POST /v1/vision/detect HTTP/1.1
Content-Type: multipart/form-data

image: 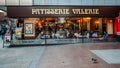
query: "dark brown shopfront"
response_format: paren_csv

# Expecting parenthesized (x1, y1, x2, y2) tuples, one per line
(7, 6, 120, 45)
(7, 6, 119, 17)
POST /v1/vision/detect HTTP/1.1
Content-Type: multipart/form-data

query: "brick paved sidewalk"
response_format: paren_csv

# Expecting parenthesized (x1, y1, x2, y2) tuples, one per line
(37, 43, 120, 68)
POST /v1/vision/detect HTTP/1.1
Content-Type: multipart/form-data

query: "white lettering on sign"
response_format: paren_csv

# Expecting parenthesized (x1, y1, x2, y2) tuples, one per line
(32, 8, 99, 15)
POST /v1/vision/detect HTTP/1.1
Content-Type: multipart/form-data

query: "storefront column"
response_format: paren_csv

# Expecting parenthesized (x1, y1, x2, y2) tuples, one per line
(114, 18, 120, 41)
(114, 18, 120, 34)
(87, 20, 90, 31)
(113, 11, 120, 42)
(98, 18, 102, 33)
(114, 11, 120, 35)
(107, 20, 113, 34)
(0, 12, 4, 20)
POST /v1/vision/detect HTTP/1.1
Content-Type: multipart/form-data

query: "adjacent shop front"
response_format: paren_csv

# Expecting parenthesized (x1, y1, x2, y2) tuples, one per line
(7, 6, 120, 45)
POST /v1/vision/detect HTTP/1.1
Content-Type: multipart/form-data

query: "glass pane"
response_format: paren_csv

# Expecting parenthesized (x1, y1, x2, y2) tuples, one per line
(0, 0, 5, 5)
(33, 0, 40, 5)
(6, 0, 19, 5)
(20, 0, 33, 5)
(11, 17, 115, 44)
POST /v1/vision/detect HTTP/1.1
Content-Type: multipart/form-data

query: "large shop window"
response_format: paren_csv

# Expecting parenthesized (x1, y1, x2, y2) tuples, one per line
(16, 17, 113, 40)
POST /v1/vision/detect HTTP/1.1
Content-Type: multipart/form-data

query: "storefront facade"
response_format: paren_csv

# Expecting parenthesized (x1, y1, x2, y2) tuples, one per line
(6, 6, 120, 45)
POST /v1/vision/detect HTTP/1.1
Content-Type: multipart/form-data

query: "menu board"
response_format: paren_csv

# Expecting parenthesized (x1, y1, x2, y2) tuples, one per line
(4, 35, 11, 46)
(15, 27, 22, 38)
(24, 20, 35, 38)
(25, 23, 33, 34)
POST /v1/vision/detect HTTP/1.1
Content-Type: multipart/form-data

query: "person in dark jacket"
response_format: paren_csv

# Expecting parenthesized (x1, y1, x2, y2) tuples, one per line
(103, 31, 109, 40)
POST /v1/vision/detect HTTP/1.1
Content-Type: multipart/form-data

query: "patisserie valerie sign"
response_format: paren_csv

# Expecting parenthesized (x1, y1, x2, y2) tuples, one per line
(32, 8, 99, 15)
(7, 6, 120, 17)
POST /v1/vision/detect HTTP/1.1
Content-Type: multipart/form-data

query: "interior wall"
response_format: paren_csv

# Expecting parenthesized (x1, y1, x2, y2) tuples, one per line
(107, 21, 113, 34)
(99, 18, 103, 34)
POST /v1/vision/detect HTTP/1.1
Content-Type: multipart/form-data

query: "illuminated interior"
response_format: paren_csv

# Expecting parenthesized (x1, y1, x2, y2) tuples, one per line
(16, 17, 114, 39)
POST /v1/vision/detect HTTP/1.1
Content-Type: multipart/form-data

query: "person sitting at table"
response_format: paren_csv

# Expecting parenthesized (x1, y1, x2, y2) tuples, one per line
(55, 31, 60, 39)
(73, 32, 79, 39)
(51, 31, 55, 39)
(86, 32, 90, 38)
(92, 32, 98, 38)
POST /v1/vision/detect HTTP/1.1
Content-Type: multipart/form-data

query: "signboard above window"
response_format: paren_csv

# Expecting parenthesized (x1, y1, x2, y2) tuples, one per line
(7, 6, 120, 17)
